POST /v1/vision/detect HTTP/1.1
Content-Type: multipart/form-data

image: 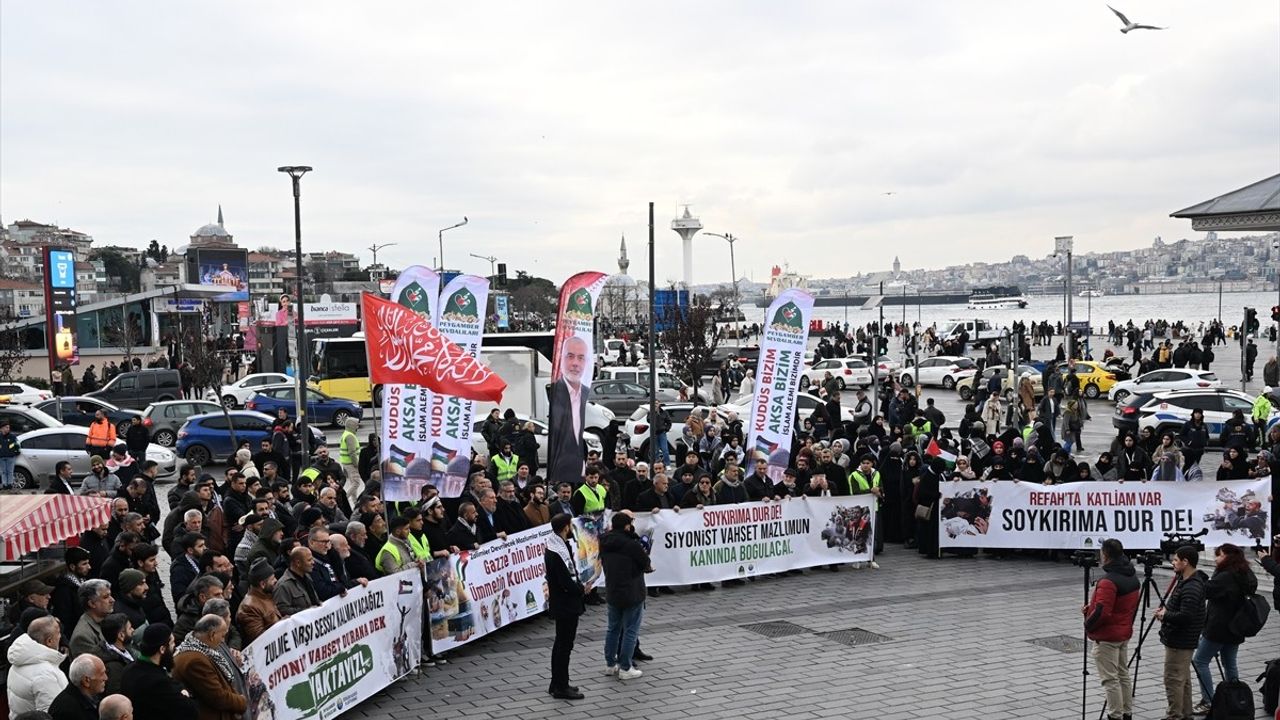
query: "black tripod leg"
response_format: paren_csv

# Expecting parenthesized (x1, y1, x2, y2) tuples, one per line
(1082, 565, 1091, 720)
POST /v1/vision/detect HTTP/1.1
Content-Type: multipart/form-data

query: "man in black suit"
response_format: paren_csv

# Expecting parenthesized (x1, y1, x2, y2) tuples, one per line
(548, 336, 590, 487)
(544, 513, 586, 700)
(47, 460, 75, 494)
(474, 489, 506, 544)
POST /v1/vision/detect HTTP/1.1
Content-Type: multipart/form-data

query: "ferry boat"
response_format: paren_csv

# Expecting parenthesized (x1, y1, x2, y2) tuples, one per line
(1078, 289, 1103, 298)
(967, 285, 1028, 310)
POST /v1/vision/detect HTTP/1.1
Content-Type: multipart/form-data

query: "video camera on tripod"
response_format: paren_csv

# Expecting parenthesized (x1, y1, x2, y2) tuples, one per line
(1159, 528, 1207, 556)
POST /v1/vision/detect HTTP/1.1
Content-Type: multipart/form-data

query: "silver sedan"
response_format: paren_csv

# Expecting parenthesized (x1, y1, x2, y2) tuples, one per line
(12, 426, 177, 491)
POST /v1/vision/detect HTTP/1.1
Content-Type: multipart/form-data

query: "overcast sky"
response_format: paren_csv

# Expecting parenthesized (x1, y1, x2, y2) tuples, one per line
(2, 1, 1277, 287)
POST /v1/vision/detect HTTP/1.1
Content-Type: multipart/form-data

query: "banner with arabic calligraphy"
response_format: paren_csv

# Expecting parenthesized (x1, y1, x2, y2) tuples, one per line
(425, 274, 489, 497)
(547, 272, 608, 486)
(745, 288, 814, 482)
(379, 266, 440, 503)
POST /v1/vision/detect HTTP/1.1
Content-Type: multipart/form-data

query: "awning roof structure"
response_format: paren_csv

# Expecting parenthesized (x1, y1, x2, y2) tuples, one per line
(1171, 173, 1280, 232)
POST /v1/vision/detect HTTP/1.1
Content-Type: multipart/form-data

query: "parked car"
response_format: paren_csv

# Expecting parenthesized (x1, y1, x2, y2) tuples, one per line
(35, 397, 143, 436)
(1111, 391, 1164, 435)
(0, 382, 53, 406)
(140, 400, 224, 447)
(718, 391, 856, 426)
(898, 356, 977, 389)
(12, 426, 177, 490)
(955, 365, 1040, 401)
(872, 355, 901, 380)
(1135, 388, 1258, 442)
(0, 404, 62, 435)
(176, 410, 326, 466)
(1060, 360, 1126, 399)
(800, 359, 873, 391)
(245, 385, 364, 428)
(469, 414, 602, 466)
(86, 369, 183, 410)
(589, 380, 679, 416)
(213, 372, 294, 409)
(596, 366, 693, 399)
(1107, 369, 1221, 402)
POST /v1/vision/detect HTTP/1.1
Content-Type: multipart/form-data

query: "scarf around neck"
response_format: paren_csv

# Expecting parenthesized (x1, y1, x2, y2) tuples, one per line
(548, 533, 579, 584)
(177, 634, 236, 685)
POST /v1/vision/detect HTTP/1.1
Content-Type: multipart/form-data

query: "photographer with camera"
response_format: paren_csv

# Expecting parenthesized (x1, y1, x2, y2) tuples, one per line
(1154, 545, 1207, 720)
(1082, 538, 1139, 720)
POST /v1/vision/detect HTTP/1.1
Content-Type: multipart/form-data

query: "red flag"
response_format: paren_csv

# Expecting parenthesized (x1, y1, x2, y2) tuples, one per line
(360, 292, 506, 402)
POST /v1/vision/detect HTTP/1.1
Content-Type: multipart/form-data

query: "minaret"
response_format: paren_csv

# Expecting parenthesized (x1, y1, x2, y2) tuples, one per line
(217, 204, 224, 227)
(671, 205, 702, 288)
(618, 234, 630, 275)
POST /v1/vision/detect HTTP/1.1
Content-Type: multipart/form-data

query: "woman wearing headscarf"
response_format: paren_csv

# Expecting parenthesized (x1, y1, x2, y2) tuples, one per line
(1094, 451, 1117, 481)
(1215, 447, 1249, 481)
(901, 450, 922, 548)
(878, 443, 905, 544)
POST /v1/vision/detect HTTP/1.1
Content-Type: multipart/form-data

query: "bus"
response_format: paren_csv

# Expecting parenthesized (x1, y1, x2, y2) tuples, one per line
(311, 331, 555, 405)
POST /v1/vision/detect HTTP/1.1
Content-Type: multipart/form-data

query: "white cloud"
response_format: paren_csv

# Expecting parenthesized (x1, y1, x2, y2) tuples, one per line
(1, 1, 1276, 286)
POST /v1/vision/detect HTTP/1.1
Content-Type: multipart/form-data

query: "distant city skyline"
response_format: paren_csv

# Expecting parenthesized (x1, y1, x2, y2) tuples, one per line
(2, 2, 1276, 285)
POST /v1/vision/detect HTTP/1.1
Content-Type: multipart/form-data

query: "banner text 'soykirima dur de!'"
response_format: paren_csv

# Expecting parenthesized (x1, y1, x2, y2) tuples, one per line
(745, 288, 814, 482)
(938, 478, 1271, 550)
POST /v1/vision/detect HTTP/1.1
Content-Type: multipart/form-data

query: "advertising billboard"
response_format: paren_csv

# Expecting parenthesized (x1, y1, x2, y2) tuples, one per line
(44, 247, 79, 370)
(494, 294, 510, 329)
(187, 248, 249, 301)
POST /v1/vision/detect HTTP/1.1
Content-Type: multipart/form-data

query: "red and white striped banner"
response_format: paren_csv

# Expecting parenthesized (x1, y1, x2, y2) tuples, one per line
(0, 495, 113, 561)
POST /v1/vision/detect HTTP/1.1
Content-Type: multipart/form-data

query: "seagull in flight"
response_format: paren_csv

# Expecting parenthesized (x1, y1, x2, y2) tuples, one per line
(1107, 5, 1165, 33)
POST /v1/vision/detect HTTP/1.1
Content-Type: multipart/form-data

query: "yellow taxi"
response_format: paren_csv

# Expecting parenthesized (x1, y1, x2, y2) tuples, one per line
(1061, 360, 1122, 399)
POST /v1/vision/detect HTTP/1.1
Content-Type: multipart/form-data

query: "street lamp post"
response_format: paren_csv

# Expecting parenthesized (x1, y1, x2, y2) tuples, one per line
(437, 217, 469, 272)
(368, 242, 397, 268)
(278, 165, 313, 459)
(1055, 235, 1074, 357)
(704, 232, 740, 337)
(469, 253, 498, 278)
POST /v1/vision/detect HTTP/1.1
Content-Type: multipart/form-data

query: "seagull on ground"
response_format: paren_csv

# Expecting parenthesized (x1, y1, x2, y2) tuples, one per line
(1107, 5, 1165, 33)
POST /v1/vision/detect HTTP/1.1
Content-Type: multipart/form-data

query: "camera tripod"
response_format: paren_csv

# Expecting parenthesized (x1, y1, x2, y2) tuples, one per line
(1095, 558, 1174, 720)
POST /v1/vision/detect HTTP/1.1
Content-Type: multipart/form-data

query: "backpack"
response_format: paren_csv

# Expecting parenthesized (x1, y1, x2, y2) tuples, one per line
(1228, 593, 1270, 638)
(1211, 679, 1254, 719)
(1258, 657, 1280, 716)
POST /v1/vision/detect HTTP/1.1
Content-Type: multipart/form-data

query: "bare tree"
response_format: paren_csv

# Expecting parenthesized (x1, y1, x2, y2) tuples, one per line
(100, 307, 144, 367)
(658, 294, 721, 393)
(0, 309, 28, 383)
(181, 306, 237, 451)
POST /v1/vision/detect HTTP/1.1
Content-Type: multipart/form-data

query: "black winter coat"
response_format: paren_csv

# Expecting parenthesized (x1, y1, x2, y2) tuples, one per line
(600, 530, 649, 609)
(1158, 570, 1207, 650)
(544, 536, 585, 620)
(120, 657, 198, 720)
(1202, 566, 1258, 644)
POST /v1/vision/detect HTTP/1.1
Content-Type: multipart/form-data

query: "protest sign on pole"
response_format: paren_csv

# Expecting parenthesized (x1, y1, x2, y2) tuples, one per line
(425, 274, 490, 497)
(547, 271, 608, 486)
(745, 288, 815, 482)
(632, 495, 875, 585)
(242, 572, 423, 720)
(938, 479, 1271, 550)
(380, 266, 440, 502)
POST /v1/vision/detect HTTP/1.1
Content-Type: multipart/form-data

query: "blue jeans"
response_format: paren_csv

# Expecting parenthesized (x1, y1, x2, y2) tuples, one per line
(603, 602, 644, 671)
(1191, 635, 1239, 703)
(655, 433, 669, 464)
(0, 456, 14, 488)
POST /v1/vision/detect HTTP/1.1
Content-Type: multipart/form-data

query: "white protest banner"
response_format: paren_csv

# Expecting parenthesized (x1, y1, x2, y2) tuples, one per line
(632, 495, 876, 585)
(746, 288, 815, 482)
(423, 517, 606, 652)
(425, 524, 554, 653)
(938, 479, 1272, 550)
(426, 275, 490, 497)
(380, 266, 441, 502)
(242, 572, 423, 720)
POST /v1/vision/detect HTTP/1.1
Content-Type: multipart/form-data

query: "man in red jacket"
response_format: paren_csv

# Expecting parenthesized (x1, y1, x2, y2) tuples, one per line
(1081, 539, 1139, 720)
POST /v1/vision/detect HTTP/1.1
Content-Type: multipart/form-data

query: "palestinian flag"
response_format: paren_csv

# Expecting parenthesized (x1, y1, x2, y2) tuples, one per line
(925, 438, 957, 468)
(387, 444, 416, 474)
(753, 436, 779, 460)
(430, 442, 457, 472)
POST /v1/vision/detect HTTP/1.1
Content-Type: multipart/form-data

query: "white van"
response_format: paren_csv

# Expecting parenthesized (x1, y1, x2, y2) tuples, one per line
(940, 319, 1003, 347)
